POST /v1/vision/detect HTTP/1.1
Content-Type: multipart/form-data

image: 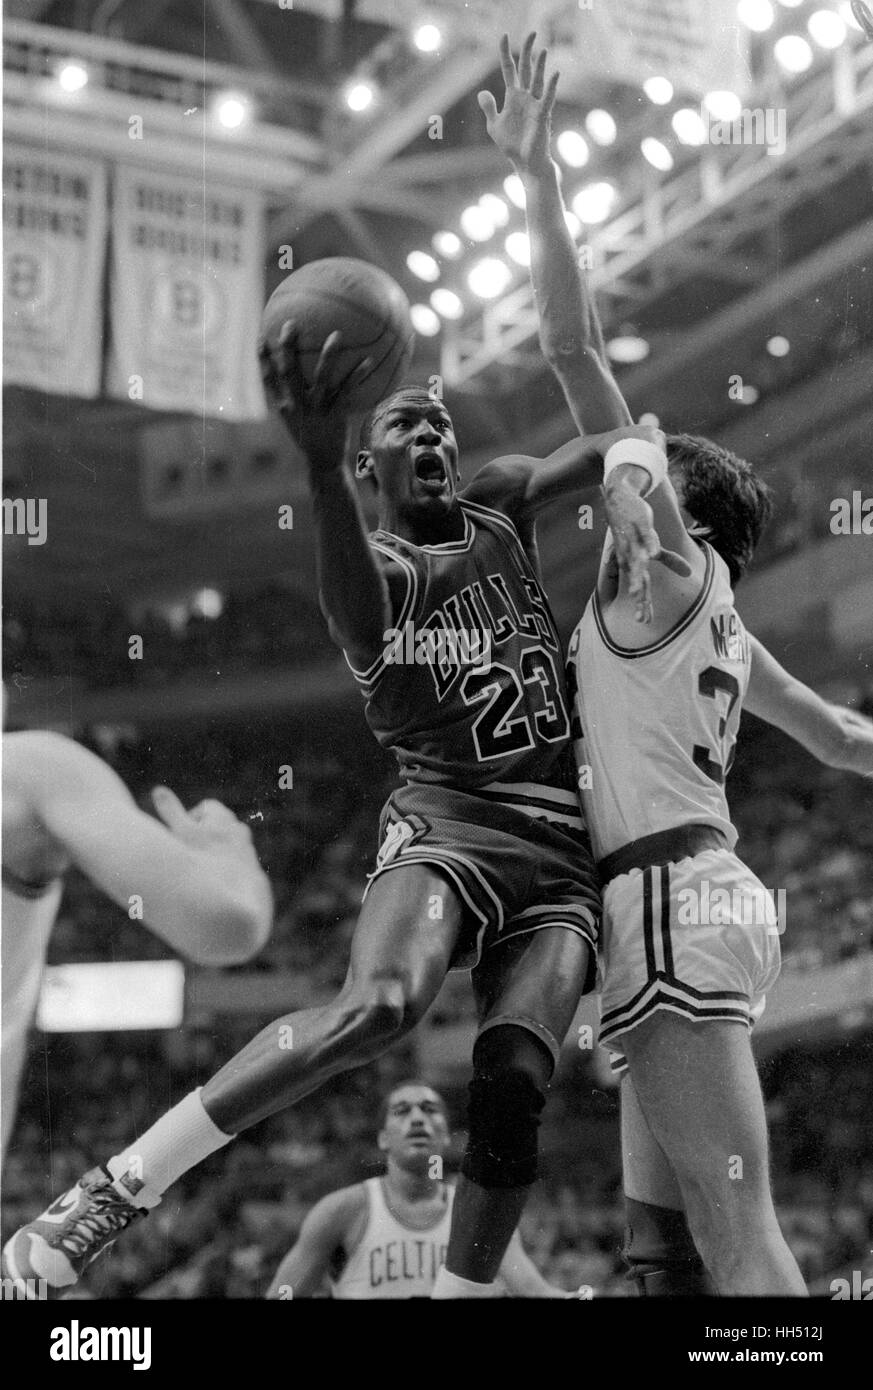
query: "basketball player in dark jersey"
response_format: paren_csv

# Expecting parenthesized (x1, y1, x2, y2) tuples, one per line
(4, 304, 690, 1299)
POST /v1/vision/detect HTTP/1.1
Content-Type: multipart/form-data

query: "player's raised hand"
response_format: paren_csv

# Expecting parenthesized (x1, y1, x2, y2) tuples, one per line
(477, 32, 559, 176)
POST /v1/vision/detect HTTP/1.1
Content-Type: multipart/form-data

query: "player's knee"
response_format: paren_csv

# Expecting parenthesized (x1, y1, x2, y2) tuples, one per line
(461, 1025, 552, 1190)
(339, 978, 415, 1053)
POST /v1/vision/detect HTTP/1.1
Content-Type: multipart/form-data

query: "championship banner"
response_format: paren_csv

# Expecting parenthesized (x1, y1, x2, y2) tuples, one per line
(107, 165, 266, 420)
(2, 146, 107, 398)
(551, 0, 752, 105)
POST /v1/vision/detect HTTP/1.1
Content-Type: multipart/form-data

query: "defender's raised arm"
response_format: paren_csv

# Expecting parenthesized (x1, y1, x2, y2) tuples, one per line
(479, 33, 631, 434)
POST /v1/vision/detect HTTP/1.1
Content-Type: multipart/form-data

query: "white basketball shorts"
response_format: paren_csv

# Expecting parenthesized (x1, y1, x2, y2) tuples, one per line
(598, 848, 782, 1074)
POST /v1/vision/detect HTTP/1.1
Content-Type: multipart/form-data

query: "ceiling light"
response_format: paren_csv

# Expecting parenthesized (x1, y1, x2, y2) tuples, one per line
(672, 108, 708, 144)
(585, 109, 617, 145)
(703, 90, 742, 120)
(643, 76, 674, 105)
(413, 23, 442, 53)
(503, 173, 526, 208)
(460, 204, 495, 241)
(479, 193, 509, 227)
(407, 250, 440, 282)
(505, 232, 531, 266)
(606, 332, 650, 364)
(737, 0, 776, 32)
(641, 137, 674, 171)
(430, 288, 463, 319)
(410, 303, 441, 335)
(345, 81, 375, 112)
(467, 258, 513, 299)
(774, 35, 814, 71)
(432, 230, 462, 259)
(571, 181, 617, 225)
(556, 130, 590, 167)
(57, 62, 88, 92)
(808, 10, 847, 47)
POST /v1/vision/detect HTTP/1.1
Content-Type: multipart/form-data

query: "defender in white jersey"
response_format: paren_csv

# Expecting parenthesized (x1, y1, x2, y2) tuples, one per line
(571, 538, 780, 1047)
(266, 1081, 573, 1298)
(1, 730, 272, 1166)
(566, 433, 873, 1297)
(480, 28, 873, 1299)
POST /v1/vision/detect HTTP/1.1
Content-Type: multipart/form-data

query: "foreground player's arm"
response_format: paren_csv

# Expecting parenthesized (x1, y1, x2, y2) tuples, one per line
(259, 327, 391, 665)
(497, 1229, 575, 1298)
(10, 732, 272, 965)
(745, 636, 873, 776)
(265, 1188, 362, 1298)
(478, 34, 631, 434)
(464, 426, 689, 585)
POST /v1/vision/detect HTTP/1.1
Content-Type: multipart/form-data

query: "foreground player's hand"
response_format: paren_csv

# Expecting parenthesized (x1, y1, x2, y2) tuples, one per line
(258, 322, 373, 474)
(478, 32, 558, 176)
(152, 786, 258, 860)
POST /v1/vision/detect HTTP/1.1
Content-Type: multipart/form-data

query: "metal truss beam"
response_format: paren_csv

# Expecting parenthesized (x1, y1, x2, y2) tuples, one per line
(443, 41, 873, 389)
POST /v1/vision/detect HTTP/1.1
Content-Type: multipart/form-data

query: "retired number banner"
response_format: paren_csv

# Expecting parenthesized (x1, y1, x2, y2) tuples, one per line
(107, 165, 266, 420)
(2, 146, 107, 398)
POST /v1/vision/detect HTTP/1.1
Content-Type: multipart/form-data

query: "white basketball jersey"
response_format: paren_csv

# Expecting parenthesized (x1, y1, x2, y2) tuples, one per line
(330, 1177, 453, 1299)
(569, 543, 750, 862)
(1, 869, 63, 1162)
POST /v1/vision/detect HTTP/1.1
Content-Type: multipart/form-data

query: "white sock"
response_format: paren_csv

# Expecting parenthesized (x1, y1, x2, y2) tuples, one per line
(107, 1089, 234, 1201)
(431, 1266, 499, 1299)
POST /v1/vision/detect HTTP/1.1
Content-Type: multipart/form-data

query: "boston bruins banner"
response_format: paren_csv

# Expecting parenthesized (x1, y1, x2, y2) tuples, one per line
(3, 145, 107, 398)
(107, 164, 266, 420)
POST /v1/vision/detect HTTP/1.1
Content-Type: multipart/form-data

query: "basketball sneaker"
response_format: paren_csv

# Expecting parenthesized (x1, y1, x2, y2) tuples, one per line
(2, 1165, 160, 1291)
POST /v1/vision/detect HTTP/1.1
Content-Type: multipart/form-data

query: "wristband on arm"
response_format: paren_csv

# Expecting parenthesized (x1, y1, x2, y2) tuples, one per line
(603, 438, 668, 498)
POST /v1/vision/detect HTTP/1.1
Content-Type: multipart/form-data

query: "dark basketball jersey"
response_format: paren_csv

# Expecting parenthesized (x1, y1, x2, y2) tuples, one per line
(344, 499, 573, 789)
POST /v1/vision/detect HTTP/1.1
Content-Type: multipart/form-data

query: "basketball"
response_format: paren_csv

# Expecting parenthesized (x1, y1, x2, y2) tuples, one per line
(260, 258, 416, 411)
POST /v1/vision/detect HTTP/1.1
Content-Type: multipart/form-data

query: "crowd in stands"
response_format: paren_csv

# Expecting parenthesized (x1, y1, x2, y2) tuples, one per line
(2, 582, 334, 690)
(2, 682, 871, 1296)
(3, 1028, 870, 1297)
(755, 457, 871, 567)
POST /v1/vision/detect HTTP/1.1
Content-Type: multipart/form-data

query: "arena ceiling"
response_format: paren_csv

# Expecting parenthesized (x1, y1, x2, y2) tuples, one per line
(4, 1, 873, 637)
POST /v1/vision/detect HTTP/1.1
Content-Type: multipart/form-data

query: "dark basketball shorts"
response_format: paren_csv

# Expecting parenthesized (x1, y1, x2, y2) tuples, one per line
(365, 778, 601, 978)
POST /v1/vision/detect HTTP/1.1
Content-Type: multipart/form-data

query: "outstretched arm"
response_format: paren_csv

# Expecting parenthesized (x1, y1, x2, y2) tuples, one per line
(8, 732, 273, 965)
(265, 1189, 361, 1298)
(259, 327, 391, 667)
(464, 426, 690, 587)
(745, 637, 873, 776)
(479, 33, 632, 433)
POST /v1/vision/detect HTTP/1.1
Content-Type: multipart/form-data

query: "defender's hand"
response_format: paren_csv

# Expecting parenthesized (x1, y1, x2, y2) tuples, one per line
(477, 33, 559, 177)
(603, 480, 691, 624)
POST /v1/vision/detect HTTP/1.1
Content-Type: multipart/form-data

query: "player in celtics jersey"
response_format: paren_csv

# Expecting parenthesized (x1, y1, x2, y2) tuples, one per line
(569, 435, 873, 1298)
(482, 32, 873, 1296)
(1, 728, 273, 1167)
(266, 1081, 575, 1299)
